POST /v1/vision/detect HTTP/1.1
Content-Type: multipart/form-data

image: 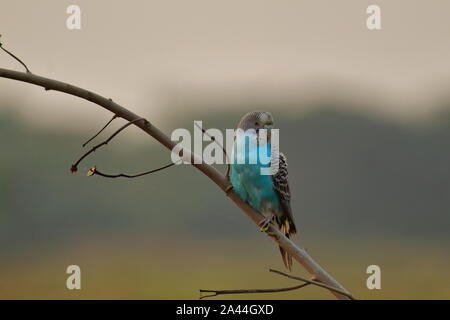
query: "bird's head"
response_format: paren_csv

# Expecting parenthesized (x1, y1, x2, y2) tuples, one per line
(237, 111, 274, 132)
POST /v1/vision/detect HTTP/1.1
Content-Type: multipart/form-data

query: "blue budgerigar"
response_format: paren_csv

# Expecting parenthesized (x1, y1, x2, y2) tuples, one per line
(230, 111, 297, 270)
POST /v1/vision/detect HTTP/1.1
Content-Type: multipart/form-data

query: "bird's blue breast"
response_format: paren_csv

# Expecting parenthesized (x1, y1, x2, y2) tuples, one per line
(230, 142, 281, 213)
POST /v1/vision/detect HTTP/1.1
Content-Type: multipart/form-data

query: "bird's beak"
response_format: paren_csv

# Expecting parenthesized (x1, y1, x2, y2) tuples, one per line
(263, 124, 273, 140)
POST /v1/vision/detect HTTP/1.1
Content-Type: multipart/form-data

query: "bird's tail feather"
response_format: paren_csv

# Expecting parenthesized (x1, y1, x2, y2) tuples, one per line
(278, 219, 296, 271)
(279, 245, 293, 271)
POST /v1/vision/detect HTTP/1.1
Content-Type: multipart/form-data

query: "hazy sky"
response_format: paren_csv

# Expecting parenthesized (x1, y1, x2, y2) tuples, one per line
(1, 0, 450, 131)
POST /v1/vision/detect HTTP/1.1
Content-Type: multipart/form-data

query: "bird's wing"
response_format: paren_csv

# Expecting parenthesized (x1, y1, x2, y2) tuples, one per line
(272, 152, 297, 270)
(272, 152, 297, 235)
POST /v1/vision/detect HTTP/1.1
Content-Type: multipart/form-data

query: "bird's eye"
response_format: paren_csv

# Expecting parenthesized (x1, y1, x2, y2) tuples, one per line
(254, 122, 259, 126)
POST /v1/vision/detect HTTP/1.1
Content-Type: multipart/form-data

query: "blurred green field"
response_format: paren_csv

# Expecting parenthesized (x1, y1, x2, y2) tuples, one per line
(1, 235, 449, 299)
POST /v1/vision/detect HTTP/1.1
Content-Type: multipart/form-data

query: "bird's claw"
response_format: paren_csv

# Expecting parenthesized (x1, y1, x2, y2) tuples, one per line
(258, 214, 275, 232)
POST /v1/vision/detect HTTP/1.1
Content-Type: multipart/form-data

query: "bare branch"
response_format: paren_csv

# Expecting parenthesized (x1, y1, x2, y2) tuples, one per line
(0, 35, 31, 73)
(194, 121, 231, 179)
(199, 268, 355, 300)
(74, 116, 178, 179)
(0, 66, 353, 300)
(82, 114, 118, 147)
(200, 283, 311, 299)
(269, 269, 356, 300)
(70, 118, 146, 174)
(86, 161, 179, 179)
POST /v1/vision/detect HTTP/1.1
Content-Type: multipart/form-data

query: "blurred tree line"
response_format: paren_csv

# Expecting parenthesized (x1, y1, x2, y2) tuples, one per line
(1, 101, 450, 255)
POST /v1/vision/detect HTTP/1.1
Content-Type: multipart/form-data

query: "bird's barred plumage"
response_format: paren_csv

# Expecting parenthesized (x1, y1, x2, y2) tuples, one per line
(271, 152, 296, 269)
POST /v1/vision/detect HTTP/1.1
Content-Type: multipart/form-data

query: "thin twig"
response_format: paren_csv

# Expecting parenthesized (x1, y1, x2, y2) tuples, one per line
(71, 118, 146, 173)
(82, 114, 118, 147)
(0, 35, 31, 73)
(200, 283, 310, 299)
(269, 269, 356, 300)
(200, 268, 355, 300)
(86, 160, 180, 178)
(194, 121, 231, 179)
(77, 116, 178, 179)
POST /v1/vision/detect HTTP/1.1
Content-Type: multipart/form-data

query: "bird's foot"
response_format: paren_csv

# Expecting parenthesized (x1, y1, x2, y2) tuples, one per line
(258, 213, 275, 232)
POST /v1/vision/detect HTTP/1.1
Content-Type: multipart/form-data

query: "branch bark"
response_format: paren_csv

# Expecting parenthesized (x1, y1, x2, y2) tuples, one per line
(0, 67, 353, 300)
